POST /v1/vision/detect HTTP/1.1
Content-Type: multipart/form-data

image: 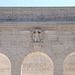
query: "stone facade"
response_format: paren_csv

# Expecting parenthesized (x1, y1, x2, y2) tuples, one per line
(0, 7, 75, 75)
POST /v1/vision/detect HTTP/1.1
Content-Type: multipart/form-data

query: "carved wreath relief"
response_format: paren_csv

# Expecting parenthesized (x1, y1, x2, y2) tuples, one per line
(31, 29, 44, 42)
(31, 29, 44, 50)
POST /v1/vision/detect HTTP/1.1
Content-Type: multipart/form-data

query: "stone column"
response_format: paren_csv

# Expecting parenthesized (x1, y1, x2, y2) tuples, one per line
(11, 61, 21, 75)
(10, 55, 22, 75)
(54, 59, 63, 75)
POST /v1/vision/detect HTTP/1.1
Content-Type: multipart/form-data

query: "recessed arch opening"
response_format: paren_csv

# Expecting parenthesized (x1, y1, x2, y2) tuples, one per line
(64, 52, 75, 75)
(0, 53, 11, 75)
(21, 52, 54, 75)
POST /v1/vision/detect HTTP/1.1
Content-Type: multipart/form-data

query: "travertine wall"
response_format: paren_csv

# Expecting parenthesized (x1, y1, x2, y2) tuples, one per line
(0, 7, 75, 75)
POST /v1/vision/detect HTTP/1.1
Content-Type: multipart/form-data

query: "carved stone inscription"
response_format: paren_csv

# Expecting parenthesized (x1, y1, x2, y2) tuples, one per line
(0, 54, 11, 75)
(22, 62, 51, 72)
(64, 54, 75, 75)
(22, 55, 53, 75)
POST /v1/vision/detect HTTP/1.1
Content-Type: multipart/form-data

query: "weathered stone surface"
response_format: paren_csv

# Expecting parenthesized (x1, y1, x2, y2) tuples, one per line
(0, 7, 75, 22)
(0, 7, 75, 75)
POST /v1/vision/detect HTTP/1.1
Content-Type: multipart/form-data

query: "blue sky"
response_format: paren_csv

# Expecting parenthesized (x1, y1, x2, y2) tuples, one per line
(0, 0, 75, 7)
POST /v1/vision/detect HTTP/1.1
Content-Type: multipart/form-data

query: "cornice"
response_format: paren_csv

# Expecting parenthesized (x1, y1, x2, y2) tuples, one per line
(0, 25, 75, 29)
(0, 9, 75, 11)
(0, 7, 75, 11)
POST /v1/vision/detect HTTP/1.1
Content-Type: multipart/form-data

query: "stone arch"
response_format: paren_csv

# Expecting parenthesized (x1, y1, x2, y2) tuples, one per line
(21, 52, 54, 75)
(64, 52, 75, 75)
